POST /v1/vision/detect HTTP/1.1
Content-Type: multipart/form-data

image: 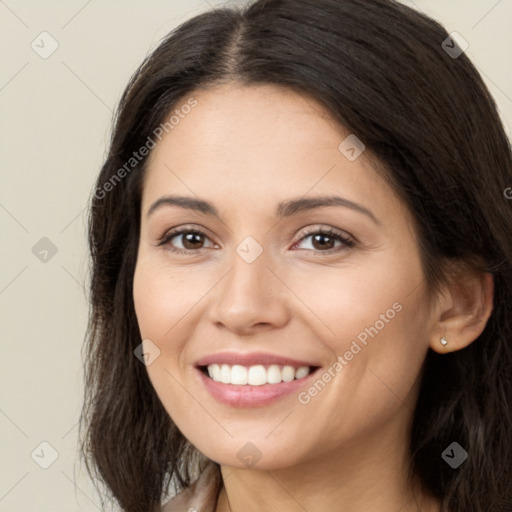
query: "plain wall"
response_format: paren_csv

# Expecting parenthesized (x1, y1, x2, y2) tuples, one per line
(1, 1, 511, 510)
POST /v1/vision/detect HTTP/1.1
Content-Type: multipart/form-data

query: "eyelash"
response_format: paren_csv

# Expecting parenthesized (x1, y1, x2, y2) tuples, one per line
(156, 226, 355, 255)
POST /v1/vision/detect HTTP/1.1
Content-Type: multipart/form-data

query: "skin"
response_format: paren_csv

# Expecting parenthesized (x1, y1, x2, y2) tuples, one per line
(132, 83, 493, 512)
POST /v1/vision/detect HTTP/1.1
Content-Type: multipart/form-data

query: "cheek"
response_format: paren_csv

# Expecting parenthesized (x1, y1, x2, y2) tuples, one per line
(132, 253, 218, 407)
(133, 256, 203, 345)
(290, 250, 425, 349)
(132, 257, 199, 421)
(292, 252, 430, 413)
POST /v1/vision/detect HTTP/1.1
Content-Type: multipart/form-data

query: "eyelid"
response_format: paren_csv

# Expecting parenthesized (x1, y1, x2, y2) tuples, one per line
(296, 225, 355, 243)
(156, 224, 216, 249)
(291, 225, 355, 253)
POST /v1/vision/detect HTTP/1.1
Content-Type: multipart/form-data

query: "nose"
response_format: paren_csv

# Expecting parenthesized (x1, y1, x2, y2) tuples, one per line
(206, 245, 290, 335)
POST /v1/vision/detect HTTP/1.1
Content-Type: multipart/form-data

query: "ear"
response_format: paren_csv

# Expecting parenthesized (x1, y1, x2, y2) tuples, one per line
(429, 270, 494, 354)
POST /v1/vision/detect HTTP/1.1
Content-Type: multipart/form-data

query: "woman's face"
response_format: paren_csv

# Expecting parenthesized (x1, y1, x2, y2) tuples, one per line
(133, 83, 438, 470)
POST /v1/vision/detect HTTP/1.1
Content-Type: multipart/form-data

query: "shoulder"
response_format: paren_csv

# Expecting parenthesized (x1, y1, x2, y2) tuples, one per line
(160, 460, 223, 512)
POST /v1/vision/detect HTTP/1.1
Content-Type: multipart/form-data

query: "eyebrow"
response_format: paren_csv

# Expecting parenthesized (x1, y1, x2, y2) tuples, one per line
(146, 194, 379, 224)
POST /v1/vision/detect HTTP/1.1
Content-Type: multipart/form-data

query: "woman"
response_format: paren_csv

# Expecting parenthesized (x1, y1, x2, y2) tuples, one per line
(80, 0, 512, 511)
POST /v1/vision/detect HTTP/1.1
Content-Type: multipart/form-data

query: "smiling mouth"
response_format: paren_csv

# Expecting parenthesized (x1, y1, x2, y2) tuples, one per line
(198, 364, 321, 386)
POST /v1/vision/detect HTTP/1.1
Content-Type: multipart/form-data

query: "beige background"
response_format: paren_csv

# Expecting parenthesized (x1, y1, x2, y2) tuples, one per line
(1, 1, 511, 510)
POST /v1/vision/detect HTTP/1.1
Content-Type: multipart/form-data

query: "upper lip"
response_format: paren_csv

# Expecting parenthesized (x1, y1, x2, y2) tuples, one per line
(195, 352, 320, 369)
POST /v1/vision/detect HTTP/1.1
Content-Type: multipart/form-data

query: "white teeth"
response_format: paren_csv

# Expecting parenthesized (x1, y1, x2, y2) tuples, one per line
(231, 365, 248, 385)
(267, 364, 282, 384)
(205, 363, 312, 385)
(295, 366, 310, 379)
(248, 365, 267, 385)
(221, 364, 230, 384)
(282, 366, 295, 382)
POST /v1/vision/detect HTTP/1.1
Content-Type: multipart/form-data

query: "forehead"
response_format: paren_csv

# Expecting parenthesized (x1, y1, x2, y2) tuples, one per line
(153, 83, 348, 161)
(141, 83, 400, 221)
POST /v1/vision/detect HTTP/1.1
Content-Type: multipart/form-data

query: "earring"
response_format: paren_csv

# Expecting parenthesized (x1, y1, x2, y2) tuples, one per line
(440, 336, 448, 346)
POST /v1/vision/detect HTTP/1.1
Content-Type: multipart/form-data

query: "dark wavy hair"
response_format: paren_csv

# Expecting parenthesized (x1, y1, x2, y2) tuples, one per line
(79, 0, 512, 511)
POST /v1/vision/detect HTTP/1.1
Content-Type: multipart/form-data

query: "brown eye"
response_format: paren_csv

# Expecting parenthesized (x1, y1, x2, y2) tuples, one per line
(158, 229, 215, 253)
(310, 233, 336, 250)
(293, 228, 355, 253)
(180, 231, 206, 250)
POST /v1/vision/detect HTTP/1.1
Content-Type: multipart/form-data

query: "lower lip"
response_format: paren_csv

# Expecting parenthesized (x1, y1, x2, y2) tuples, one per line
(195, 367, 320, 408)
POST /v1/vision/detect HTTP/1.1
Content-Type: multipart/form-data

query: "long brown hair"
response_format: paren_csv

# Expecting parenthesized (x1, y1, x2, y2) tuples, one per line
(79, 1, 512, 510)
